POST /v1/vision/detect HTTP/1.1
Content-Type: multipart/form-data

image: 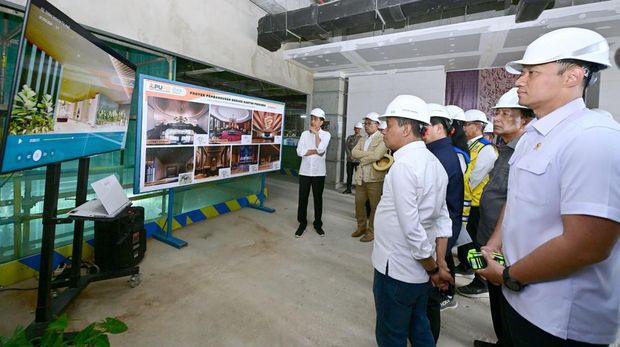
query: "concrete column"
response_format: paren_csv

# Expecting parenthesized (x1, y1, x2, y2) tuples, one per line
(311, 77, 346, 189)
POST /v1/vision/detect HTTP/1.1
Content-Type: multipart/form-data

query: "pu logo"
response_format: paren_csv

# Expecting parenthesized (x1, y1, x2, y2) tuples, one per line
(148, 82, 170, 93)
(147, 82, 186, 96)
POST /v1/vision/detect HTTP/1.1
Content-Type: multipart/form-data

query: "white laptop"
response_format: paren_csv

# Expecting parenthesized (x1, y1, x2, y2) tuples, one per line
(68, 175, 132, 219)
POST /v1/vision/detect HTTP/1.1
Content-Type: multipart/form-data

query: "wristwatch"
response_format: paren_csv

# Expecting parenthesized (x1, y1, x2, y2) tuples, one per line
(503, 266, 525, 292)
(426, 266, 440, 275)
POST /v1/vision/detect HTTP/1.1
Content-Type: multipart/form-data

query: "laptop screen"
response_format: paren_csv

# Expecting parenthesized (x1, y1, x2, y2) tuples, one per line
(91, 175, 130, 214)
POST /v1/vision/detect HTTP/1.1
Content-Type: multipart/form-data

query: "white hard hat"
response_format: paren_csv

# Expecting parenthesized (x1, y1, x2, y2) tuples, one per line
(379, 95, 430, 125)
(484, 122, 494, 133)
(427, 103, 452, 121)
(310, 108, 325, 119)
(364, 112, 381, 123)
(378, 121, 387, 130)
(445, 105, 466, 122)
(492, 88, 529, 110)
(354, 122, 363, 129)
(464, 109, 488, 124)
(505, 28, 611, 75)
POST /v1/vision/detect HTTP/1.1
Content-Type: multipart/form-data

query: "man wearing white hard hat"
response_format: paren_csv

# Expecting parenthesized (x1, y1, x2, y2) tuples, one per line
(378, 120, 387, 132)
(351, 112, 388, 242)
(455, 108, 498, 297)
(478, 28, 620, 346)
(483, 122, 495, 143)
(464, 88, 534, 347)
(295, 107, 331, 238)
(422, 103, 465, 342)
(343, 122, 364, 194)
(372, 95, 452, 347)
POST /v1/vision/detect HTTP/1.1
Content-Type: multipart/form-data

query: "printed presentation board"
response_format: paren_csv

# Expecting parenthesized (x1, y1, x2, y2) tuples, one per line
(134, 75, 285, 194)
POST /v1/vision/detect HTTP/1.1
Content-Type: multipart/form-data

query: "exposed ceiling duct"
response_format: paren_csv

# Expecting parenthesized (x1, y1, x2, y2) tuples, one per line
(257, 0, 510, 51)
(514, 0, 555, 22)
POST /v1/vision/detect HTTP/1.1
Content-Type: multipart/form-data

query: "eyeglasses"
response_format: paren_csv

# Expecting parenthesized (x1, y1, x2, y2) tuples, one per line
(494, 111, 516, 120)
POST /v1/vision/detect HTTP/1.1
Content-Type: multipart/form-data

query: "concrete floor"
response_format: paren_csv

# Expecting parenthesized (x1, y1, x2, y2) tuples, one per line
(1, 174, 502, 346)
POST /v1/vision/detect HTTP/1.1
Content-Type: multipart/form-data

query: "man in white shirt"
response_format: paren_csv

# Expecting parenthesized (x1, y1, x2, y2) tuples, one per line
(295, 108, 331, 238)
(372, 95, 452, 347)
(479, 28, 620, 346)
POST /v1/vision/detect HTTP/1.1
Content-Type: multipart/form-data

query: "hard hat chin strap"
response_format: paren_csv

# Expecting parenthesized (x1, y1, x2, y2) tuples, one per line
(586, 71, 599, 87)
(556, 59, 598, 87)
(582, 65, 591, 78)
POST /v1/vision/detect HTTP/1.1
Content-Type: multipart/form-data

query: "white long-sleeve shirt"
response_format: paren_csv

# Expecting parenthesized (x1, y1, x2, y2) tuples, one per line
(372, 141, 451, 284)
(467, 135, 497, 189)
(296, 129, 331, 176)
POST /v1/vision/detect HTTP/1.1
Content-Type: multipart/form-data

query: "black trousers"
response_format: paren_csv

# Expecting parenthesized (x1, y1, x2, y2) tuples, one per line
(502, 295, 608, 347)
(457, 206, 481, 268)
(489, 282, 512, 347)
(297, 175, 325, 228)
(445, 251, 456, 296)
(345, 161, 358, 191)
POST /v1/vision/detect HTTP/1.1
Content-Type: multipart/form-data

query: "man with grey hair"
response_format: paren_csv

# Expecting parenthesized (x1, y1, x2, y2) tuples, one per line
(471, 88, 534, 347)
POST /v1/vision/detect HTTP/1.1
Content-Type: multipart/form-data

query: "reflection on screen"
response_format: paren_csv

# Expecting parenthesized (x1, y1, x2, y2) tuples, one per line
(0, 0, 136, 173)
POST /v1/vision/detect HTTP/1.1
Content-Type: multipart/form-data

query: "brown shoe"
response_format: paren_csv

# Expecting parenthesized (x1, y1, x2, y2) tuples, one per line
(360, 232, 374, 242)
(351, 228, 366, 237)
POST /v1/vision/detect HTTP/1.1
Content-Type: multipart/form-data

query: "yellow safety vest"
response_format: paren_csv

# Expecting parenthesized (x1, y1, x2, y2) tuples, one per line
(462, 138, 497, 225)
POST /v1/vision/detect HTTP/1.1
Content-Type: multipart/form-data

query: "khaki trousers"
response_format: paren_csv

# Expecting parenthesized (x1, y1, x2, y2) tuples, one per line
(355, 181, 383, 233)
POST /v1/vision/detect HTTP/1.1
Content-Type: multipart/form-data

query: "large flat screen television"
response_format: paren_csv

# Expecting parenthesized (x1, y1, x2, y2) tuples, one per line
(0, 0, 136, 174)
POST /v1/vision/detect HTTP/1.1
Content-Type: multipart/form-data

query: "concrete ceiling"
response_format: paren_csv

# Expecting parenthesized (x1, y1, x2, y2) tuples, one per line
(283, 1, 620, 76)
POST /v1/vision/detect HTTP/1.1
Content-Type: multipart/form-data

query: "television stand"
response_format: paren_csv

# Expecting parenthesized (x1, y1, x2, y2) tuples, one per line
(25, 158, 140, 338)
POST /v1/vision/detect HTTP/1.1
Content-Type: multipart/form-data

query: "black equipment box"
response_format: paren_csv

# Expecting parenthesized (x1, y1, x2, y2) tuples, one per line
(94, 206, 146, 271)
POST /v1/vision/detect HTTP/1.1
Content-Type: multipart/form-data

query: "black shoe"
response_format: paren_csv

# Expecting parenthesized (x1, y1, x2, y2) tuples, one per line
(439, 295, 458, 311)
(474, 340, 498, 347)
(457, 278, 488, 298)
(455, 262, 475, 277)
(342, 189, 352, 194)
(315, 226, 325, 237)
(295, 225, 305, 238)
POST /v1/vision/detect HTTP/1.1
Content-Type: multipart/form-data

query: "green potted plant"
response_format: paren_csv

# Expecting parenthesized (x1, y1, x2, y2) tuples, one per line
(9, 84, 54, 135)
(0, 314, 128, 347)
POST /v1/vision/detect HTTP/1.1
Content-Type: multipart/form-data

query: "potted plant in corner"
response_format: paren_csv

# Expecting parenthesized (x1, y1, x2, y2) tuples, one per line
(0, 313, 128, 347)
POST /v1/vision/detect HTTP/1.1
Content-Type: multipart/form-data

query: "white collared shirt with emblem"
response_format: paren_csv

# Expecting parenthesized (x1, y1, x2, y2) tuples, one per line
(502, 98, 620, 344)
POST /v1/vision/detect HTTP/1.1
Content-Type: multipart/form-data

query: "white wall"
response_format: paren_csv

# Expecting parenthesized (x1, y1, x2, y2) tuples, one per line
(7, 0, 314, 94)
(346, 68, 446, 136)
(599, 42, 620, 122)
